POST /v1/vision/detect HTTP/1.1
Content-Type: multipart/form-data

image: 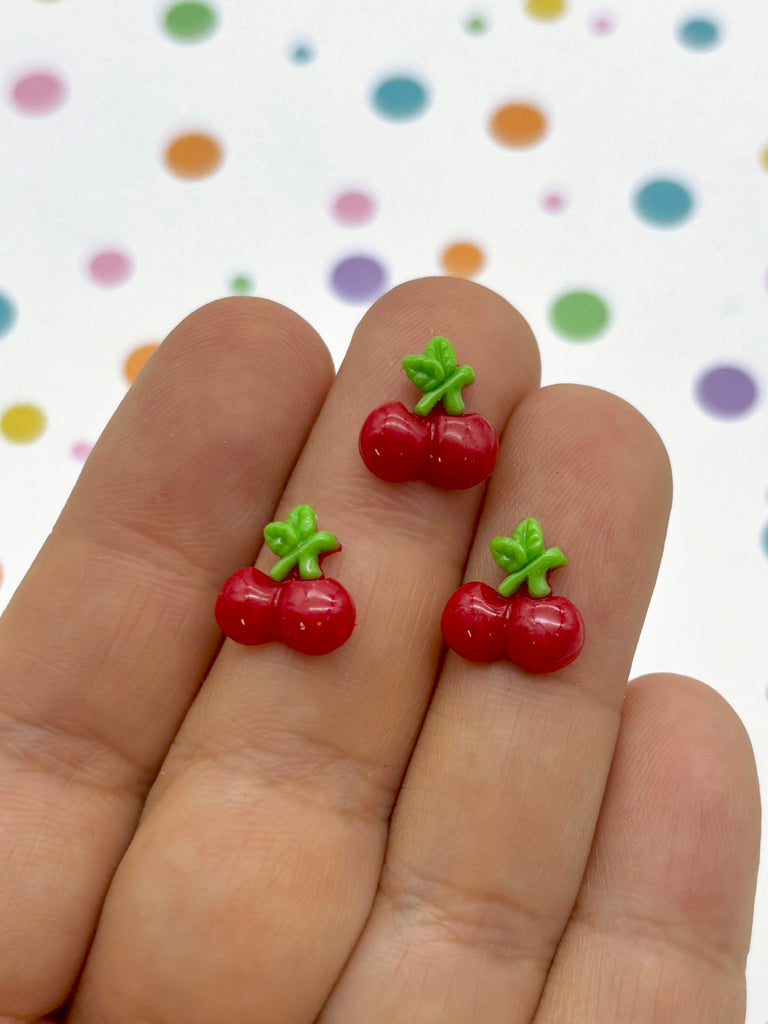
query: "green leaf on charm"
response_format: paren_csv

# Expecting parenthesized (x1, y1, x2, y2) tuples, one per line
(402, 354, 445, 393)
(403, 336, 476, 417)
(264, 521, 298, 556)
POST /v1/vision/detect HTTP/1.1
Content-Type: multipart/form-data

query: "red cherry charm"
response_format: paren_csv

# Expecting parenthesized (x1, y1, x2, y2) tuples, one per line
(441, 518, 585, 673)
(215, 505, 355, 655)
(359, 336, 498, 490)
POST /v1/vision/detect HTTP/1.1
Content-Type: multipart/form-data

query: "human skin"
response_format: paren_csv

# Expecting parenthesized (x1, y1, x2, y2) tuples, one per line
(0, 277, 760, 1023)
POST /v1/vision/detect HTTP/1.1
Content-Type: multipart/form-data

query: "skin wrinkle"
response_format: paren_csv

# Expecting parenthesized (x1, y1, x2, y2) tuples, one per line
(165, 722, 399, 827)
(0, 712, 152, 801)
(378, 854, 562, 968)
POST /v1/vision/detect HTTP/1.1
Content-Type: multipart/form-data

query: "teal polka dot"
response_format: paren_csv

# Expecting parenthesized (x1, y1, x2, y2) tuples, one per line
(762, 521, 768, 558)
(0, 293, 16, 337)
(290, 44, 314, 64)
(679, 18, 721, 50)
(372, 76, 429, 121)
(634, 179, 693, 226)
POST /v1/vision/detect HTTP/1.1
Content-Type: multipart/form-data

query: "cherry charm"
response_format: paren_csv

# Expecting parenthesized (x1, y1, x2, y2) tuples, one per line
(441, 518, 585, 673)
(359, 336, 498, 490)
(215, 505, 355, 655)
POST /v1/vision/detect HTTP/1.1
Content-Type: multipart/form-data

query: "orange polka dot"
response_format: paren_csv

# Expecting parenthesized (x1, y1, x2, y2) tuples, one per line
(440, 241, 485, 278)
(489, 102, 547, 148)
(124, 343, 159, 384)
(165, 132, 223, 179)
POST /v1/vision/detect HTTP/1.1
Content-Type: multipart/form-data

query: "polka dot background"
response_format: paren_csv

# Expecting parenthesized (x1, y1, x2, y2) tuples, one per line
(2, 3, 767, 1012)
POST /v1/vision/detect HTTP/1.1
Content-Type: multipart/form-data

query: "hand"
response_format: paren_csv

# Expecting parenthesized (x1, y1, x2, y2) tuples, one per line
(0, 278, 759, 1023)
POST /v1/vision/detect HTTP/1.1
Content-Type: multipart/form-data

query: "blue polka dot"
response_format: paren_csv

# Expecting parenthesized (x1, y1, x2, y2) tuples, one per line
(0, 293, 16, 337)
(372, 76, 429, 121)
(678, 18, 721, 50)
(634, 179, 694, 226)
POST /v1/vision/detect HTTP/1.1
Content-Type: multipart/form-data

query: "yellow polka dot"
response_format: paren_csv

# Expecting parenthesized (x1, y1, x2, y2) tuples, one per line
(525, 0, 567, 20)
(1, 403, 47, 443)
(760, 146, 768, 171)
(440, 241, 485, 278)
(123, 343, 159, 384)
(489, 102, 548, 148)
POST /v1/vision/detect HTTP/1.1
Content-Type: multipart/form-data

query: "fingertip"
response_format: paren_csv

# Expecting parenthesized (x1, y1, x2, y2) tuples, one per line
(154, 295, 335, 396)
(347, 276, 542, 403)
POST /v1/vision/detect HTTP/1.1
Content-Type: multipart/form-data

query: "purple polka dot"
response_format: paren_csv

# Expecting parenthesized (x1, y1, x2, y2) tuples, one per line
(71, 441, 93, 462)
(330, 255, 386, 302)
(11, 71, 67, 115)
(695, 365, 758, 418)
(88, 250, 134, 287)
(332, 190, 376, 226)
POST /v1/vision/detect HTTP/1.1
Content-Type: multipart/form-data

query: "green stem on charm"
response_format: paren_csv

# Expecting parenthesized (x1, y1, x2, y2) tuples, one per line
(496, 548, 568, 597)
(413, 364, 475, 416)
(264, 504, 340, 581)
(490, 518, 569, 598)
(270, 532, 339, 581)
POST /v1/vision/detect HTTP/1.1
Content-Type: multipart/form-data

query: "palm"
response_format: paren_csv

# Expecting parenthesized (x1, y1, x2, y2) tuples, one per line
(0, 279, 758, 1023)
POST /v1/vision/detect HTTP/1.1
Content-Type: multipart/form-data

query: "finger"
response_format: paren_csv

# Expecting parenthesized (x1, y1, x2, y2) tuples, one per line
(0, 298, 333, 1018)
(67, 278, 541, 1023)
(534, 673, 760, 1023)
(318, 385, 673, 1024)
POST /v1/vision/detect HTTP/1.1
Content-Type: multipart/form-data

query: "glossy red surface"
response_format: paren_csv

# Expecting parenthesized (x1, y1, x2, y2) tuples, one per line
(359, 401, 498, 489)
(358, 401, 428, 482)
(506, 593, 584, 673)
(421, 410, 498, 489)
(440, 581, 508, 662)
(215, 567, 279, 646)
(277, 577, 356, 655)
(215, 566, 355, 654)
(441, 581, 584, 672)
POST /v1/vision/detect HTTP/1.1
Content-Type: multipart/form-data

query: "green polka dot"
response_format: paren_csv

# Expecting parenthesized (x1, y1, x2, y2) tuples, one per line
(230, 274, 254, 294)
(163, 2, 217, 42)
(550, 290, 610, 341)
(465, 15, 489, 34)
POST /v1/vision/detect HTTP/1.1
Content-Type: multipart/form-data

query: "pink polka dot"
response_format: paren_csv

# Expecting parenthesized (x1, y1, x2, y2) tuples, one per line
(541, 189, 568, 213)
(88, 250, 134, 287)
(70, 441, 93, 462)
(589, 12, 617, 35)
(11, 71, 67, 115)
(332, 191, 376, 226)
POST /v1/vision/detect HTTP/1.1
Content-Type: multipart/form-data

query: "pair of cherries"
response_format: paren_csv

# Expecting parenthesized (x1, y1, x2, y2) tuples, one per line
(215, 337, 585, 673)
